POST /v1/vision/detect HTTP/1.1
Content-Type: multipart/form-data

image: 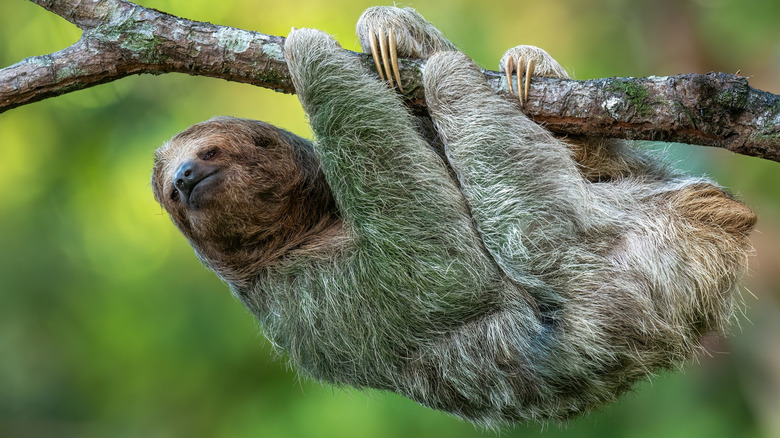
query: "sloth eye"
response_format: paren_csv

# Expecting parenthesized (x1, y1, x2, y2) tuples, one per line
(201, 148, 218, 160)
(254, 137, 270, 148)
(170, 188, 180, 201)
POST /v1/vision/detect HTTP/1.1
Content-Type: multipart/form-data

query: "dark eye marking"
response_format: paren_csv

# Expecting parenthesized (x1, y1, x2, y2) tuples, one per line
(170, 187, 180, 201)
(201, 148, 219, 160)
(254, 136, 271, 148)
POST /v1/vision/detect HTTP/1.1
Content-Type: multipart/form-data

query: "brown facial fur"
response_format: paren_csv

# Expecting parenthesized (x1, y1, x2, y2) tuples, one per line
(152, 117, 341, 285)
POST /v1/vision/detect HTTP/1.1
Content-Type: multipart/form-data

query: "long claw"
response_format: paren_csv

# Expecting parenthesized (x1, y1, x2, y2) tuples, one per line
(516, 55, 525, 106)
(523, 58, 535, 103)
(377, 28, 395, 88)
(388, 28, 404, 93)
(368, 29, 386, 81)
(505, 55, 515, 95)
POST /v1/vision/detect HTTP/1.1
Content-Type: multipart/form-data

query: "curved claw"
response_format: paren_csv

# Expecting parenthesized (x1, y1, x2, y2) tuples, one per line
(524, 58, 535, 104)
(368, 29, 386, 81)
(367, 27, 404, 92)
(388, 28, 404, 93)
(504, 55, 515, 96)
(516, 55, 525, 106)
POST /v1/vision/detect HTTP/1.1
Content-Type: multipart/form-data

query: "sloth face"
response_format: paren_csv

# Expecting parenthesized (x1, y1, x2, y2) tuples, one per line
(152, 117, 331, 274)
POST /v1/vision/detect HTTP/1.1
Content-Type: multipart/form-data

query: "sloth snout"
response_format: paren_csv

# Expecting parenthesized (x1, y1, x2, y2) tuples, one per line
(174, 160, 218, 203)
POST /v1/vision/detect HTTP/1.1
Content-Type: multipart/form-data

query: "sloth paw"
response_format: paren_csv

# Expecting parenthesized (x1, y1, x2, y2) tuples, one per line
(499, 45, 569, 105)
(357, 7, 456, 92)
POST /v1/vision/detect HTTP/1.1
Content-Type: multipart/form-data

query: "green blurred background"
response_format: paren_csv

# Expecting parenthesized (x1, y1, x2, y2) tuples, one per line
(1, 0, 779, 437)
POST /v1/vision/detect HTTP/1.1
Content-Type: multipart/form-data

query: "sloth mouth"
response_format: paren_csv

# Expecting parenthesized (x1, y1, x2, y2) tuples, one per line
(186, 172, 221, 209)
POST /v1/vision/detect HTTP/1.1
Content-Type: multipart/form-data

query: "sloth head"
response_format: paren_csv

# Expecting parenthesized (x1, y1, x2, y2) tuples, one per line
(151, 116, 337, 284)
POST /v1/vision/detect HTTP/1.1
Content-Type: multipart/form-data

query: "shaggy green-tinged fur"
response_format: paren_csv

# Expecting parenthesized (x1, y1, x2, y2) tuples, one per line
(266, 29, 500, 390)
(277, 25, 751, 424)
(153, 7, 755, 428)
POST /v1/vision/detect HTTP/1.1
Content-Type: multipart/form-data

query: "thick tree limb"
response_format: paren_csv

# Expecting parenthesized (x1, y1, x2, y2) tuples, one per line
(3, 0, 779, 162)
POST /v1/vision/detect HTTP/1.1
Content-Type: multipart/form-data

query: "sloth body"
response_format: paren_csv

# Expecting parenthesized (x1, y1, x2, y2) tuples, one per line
(152, 7, 755, 426)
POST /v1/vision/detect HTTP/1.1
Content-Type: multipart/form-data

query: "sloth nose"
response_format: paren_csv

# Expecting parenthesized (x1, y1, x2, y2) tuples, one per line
(174, 160, 207, 200)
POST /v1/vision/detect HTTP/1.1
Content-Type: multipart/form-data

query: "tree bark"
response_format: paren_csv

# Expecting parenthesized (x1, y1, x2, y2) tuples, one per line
(3, 0, 779, 162)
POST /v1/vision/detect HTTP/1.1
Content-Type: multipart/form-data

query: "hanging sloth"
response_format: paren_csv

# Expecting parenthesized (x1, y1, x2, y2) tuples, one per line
(151, 6, 756, 427)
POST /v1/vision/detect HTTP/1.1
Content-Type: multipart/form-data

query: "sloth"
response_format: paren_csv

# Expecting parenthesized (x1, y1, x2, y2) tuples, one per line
(151, 7, 756, 427)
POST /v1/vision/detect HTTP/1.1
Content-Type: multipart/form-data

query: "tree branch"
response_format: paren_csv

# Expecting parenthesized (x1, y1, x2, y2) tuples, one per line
(4, 0, 779, 162)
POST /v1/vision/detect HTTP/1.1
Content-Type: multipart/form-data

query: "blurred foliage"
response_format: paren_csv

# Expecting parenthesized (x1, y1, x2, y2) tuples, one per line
(1, 0, 779, 437)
